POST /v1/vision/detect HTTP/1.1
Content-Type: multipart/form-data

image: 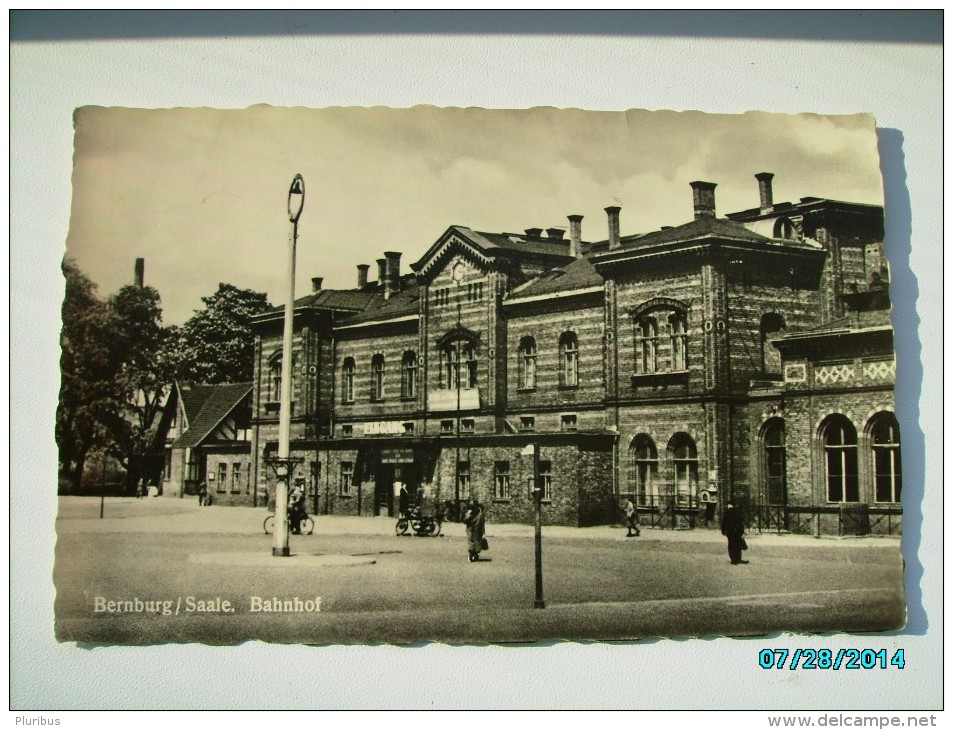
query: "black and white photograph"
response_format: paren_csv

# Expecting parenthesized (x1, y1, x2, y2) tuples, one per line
(53, 105, 904, 645)
(11, 10, 941, 715)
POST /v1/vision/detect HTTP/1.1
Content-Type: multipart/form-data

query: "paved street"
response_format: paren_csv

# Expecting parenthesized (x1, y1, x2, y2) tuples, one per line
(54, 497, 905, 645)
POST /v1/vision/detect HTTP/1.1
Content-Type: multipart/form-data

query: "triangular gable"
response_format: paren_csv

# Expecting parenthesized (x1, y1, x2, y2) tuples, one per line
(410, 226, 495, 283)
(171, 383, 253, 449)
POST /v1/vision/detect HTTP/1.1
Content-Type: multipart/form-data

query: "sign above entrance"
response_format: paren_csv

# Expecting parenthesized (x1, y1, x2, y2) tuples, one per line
(381, 448, 414, 464)
(363, 421, 405, 436)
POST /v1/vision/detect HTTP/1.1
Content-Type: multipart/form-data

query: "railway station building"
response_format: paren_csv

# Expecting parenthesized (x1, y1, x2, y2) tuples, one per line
(245, 172, 900, 534)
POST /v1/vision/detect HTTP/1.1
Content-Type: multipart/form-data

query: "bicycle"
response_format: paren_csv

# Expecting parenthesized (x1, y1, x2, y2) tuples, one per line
(395, 506, 442, 537)
(263, 513, 314, 535)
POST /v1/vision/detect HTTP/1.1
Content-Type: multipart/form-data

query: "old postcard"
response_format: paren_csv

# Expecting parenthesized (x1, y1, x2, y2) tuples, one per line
(55, 106, 904, 645)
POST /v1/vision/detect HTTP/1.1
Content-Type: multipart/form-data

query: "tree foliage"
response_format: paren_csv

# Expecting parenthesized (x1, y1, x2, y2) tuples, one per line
(56, 260, 121, 491)
(170, 283, 270, 384)
(97, 283, 177, 488)
(56, 261, 176, 492)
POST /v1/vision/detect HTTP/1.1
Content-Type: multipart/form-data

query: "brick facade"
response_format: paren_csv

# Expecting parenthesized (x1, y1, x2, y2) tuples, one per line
(246, 173, 899, 534)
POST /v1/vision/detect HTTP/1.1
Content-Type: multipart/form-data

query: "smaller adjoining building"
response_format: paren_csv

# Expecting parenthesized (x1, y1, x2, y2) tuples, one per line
(162, 381, 254, 504)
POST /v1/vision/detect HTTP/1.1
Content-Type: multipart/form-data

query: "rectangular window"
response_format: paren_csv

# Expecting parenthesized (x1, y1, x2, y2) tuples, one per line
(466, 282, 484, 302)
(341, 424, 353, 438)
(519, 416, 535, 431)
(458, 461, 471, 499)
(340, 462, 353, 496)
(494, 461, 510, 499)
(217, 463, 227, 493)
(164, 449, 172, 480)
(561, 414, 577, 431)
(403, 421, 415, 434)
(231, 462, 242, 493)
(461, 418, 475, 433)
(440, 419, 454, 434)
(309, 461, 319, 498)
(540, 460, 553, 501)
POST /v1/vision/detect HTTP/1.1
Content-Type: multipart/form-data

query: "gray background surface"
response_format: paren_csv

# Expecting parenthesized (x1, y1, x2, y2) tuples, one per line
(10, 10, 941, 710)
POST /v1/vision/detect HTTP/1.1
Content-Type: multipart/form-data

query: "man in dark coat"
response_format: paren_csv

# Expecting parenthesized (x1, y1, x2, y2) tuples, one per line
(721, 502, 746, 564)
(463, 499, 486, 563)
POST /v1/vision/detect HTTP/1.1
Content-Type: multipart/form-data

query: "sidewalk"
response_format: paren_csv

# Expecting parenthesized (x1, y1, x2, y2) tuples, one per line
(56, 496, 899, 547)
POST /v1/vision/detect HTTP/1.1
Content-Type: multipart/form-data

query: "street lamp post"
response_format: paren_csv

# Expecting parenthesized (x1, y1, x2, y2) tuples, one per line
(452, 262, 465, 519)
(532, 440, 545, 609)
(273, 173, 305, 557)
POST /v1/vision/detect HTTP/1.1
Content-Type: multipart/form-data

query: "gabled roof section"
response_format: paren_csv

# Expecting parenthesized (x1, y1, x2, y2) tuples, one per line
(176, 382, 215, 430)
(506, 256, 604, 302)
(590, 215, 824, 264)
(171, 382, 252, 449)
(336, 278, 421, 326)
(411, 225, 574, 281)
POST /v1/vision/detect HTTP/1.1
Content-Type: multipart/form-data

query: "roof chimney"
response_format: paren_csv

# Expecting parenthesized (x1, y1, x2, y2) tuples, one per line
(546, 227, 565, 241)
(755, 172, 775, 214)
(376, 258, 387, 288)
(524, 228, 543, 238)
(357, 264, 370, 288)
(605, 206, 621, 250)
(134, 258, 144, 288)
(690, 181, 717, 220)
(568, 214, 583, 258)
(384, 251, 401, 300)
(311, 277, 323, 293)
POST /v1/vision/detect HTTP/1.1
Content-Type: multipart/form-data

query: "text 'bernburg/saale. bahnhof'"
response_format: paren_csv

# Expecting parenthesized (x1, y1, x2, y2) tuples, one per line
(160, 172, 900, 537)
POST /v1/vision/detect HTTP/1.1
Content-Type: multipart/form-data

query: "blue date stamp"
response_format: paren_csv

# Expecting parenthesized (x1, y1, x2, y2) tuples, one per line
(759, 648, 905, 670)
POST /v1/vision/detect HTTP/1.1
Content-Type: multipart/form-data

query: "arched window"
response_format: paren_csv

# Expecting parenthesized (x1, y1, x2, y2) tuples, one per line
(822, 415, 858, 502)
(518, 336, 537, 390)
(669, 313, 688, 371)
(268, 353, 282, 401)
(773, 217, 797, 240)
(341, 357, 355, 403)
(635, 318, 658, 374)
(762, 419, 786, 505)
(440, 340, 477, 390)
(401, 351, 417, 399)
(670, 433, 698, 505)
(870, 413, 901, 503)
(628, 435, 658, 507)
(370, 354, 385, 401)
(760, 313, 786, 377)
(560, 332, 578, 387)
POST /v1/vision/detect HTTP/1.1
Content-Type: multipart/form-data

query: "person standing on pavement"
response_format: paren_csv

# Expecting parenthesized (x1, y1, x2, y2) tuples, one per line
(624, 497, 640, 537)
(721, 501, 746, 564)
(197, 481, 208, 507)
(463, 498, 486, 563)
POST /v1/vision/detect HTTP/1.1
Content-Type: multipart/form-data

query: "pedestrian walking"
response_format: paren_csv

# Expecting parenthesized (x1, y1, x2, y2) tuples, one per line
(624, 497, 640, 537)
(463, 498, 486, 563)
(721, 502, 747, 565)
(397, 482, 410, 518)
(197, 481, 208, 507)
(289, 483, 306, 534)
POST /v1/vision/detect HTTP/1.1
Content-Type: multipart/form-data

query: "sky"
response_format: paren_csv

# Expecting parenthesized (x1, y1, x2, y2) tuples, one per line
(65, 106, 884, 325)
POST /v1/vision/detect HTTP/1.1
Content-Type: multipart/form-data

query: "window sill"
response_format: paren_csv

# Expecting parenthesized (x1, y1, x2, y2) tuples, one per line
(338, 494, 353, 499)
(492, 498, 511, 504)
(516, 387, 537, 394)
(557, 384, 579, 391)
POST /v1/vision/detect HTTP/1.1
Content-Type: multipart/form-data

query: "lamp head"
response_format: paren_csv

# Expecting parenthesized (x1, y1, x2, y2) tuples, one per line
(288, 174, 305, 223)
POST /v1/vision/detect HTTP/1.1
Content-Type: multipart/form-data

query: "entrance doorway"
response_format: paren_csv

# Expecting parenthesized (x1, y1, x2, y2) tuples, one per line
(374, 463, 417, 517)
